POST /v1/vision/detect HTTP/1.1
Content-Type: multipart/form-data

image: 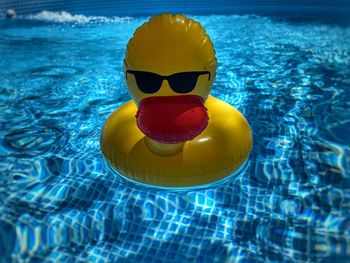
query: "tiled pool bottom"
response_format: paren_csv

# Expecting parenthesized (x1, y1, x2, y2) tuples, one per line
(1, 13, 350, 262)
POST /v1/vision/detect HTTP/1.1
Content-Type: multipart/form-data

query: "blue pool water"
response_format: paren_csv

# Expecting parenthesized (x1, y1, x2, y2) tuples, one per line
(1, 12, 350, 262)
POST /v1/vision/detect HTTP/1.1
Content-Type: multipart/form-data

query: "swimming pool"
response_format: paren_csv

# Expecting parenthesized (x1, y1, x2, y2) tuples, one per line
(1, 11, 350, 262)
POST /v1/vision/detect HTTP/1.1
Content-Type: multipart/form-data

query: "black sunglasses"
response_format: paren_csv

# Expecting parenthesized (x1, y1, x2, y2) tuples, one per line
(126, 70, 211, 94)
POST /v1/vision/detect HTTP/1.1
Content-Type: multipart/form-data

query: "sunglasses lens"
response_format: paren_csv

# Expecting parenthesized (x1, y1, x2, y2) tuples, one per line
(132, 72, 163, 94)
(168, 72, 201, 93)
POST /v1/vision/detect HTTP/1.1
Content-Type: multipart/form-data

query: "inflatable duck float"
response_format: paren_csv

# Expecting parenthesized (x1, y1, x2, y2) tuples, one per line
(100, 14, 253, 188)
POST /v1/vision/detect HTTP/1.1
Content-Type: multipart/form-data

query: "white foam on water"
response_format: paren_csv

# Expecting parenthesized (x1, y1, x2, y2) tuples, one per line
(25, 11, 133, 24)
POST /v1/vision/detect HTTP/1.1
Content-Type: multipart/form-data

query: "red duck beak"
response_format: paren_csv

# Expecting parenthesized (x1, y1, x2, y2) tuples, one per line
(136, 95, 209, 144)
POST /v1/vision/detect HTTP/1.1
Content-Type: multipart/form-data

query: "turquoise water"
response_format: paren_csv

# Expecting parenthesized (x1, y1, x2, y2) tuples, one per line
(1, 12, 350, 262)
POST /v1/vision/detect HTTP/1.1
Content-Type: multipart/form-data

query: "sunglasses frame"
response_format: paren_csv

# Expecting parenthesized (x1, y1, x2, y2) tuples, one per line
(125, 70, 211, 94)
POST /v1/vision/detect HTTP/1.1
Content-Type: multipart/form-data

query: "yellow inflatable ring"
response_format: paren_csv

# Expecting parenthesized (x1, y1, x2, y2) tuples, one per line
(100, 14, 253, 188)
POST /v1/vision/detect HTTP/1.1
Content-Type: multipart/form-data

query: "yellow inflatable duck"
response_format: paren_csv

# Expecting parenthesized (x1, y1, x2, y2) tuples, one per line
(100, 14, 253, 188)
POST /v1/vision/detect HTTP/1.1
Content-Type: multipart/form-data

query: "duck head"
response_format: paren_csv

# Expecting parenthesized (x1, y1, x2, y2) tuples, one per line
(124, 14, 217, 144)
